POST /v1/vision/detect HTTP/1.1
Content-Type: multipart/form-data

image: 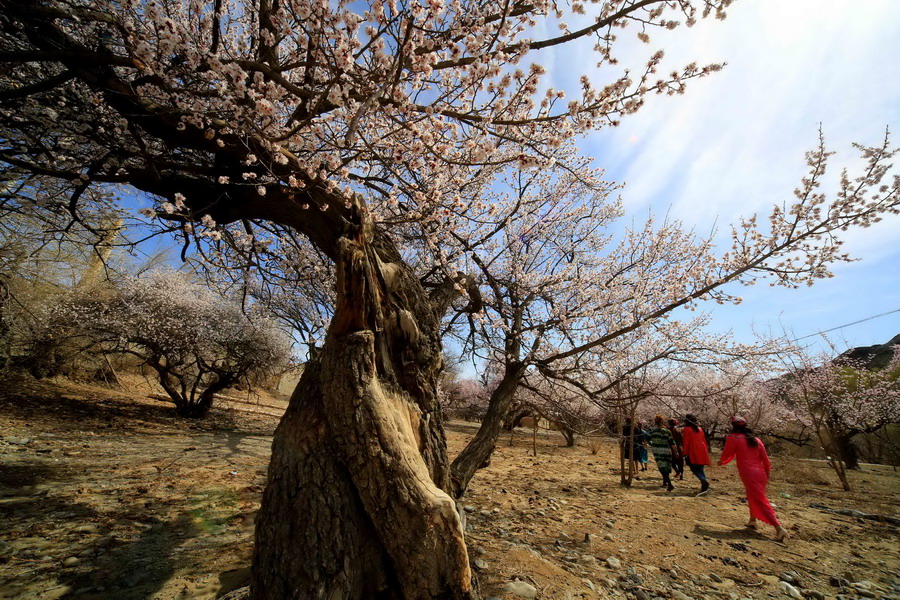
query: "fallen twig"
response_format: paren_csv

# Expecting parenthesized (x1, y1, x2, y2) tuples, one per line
(155, 451, 187, 475)
(809, 503, 900, 526)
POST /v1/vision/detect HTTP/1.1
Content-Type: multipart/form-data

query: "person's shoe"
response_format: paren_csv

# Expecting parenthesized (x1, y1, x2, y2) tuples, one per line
(774, 527, 789, 542)
(667, 483, 675, 492)
(696, 481, 711, 496)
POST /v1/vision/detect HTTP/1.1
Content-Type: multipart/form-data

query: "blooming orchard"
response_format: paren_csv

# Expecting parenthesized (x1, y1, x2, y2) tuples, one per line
(441, 149, 900, 495)
(2, 0, 900, 597)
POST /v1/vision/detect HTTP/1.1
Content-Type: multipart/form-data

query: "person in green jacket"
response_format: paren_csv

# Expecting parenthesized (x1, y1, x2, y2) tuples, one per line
(648, 415, 678, 491)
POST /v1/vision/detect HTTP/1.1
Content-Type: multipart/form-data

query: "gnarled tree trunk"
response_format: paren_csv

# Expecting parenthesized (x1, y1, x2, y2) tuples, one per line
(251, 358, 395, 597)
(559, 424, 577, 448)
(252, 211, 475, 599)
(449, 363, 526, 498)
(154, 362, 235, 419)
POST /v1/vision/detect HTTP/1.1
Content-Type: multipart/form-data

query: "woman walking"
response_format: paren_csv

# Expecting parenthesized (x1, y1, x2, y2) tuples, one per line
(682, 414, 711, 496)
(667, 418, 685, 480)
(648, 416, 678, 491)
(637, 421, 650, 471)
(621, 416, 642, 479)
(719, 417, 788, 542)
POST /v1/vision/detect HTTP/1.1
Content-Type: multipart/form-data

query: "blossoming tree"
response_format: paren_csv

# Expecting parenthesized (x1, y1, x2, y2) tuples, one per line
(190, 230, 335, 358)
(1, 166, 124, 370)
(438, 159, 891, 497)
(776, 344, 900, 490)
(649, 360, 807, 443)
(2, 0, 900, 597)
(46, 270, 291, 416)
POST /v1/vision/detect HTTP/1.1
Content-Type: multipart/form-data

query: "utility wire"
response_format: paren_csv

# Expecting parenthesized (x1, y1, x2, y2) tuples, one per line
(792, 307, 900, 341)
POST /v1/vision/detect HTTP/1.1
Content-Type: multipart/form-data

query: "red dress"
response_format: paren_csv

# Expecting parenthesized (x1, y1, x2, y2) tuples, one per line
(719, 434, 780, 526)
(681, 426, 710, 465)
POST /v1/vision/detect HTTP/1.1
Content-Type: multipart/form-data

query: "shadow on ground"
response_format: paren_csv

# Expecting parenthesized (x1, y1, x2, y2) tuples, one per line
(692, 523, 768, 541)
(0, 374, 274, 438)
(58, 512, 199, 599)
(0, 461, 67, 491)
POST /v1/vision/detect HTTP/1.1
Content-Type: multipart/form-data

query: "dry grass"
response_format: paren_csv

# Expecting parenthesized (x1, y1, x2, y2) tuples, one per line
(776, 458, 836, 486)
(587, 436, 604, 455)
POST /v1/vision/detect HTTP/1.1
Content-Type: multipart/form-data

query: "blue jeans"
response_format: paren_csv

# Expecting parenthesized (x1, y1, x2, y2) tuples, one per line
(688, 462, 707, 483)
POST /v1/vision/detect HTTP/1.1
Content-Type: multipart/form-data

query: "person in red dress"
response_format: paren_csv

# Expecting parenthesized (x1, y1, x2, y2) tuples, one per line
(682, 414, 711, 496)
(718, 416, 789, 542)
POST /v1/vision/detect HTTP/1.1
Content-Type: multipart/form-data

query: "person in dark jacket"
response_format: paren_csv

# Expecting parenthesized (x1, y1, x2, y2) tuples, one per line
(621, 416, 643, 479)
(667, 418, 684, 480)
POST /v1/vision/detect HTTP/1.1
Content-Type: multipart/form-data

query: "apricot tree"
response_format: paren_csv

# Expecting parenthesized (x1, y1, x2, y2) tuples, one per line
(2, 0, 899, 597)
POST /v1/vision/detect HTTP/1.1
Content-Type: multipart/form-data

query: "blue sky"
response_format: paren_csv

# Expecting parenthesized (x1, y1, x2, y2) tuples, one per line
(554, 0, 900, 354)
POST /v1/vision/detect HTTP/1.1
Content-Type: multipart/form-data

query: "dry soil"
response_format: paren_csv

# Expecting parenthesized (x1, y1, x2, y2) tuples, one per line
(1, 376, 897, 600)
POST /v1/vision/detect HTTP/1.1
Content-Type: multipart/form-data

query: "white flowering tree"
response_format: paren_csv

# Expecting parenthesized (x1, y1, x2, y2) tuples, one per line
(48, 270, 291, 417)
(440, 376, 492, 421)
(2, 0, 900, 597)
(647, 359, 808, 443)
(440, 162, 846, 496)
(189, 230, 335, 358)
(776, 345, 900, 490)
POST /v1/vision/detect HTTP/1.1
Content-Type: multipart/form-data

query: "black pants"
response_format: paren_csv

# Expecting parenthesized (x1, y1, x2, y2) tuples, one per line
(672, 454, 684, 477)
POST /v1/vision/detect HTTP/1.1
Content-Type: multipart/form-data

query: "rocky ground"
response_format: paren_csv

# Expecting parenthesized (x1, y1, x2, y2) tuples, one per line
(1, 376, 898, 600)
(453, 424, 899, 600)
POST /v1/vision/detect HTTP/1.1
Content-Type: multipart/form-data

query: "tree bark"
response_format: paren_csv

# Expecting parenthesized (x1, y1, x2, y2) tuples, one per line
(560, 425, 576, 448)
(835, 432, 861, 470)
(174, 401, 211, 419)
(450, 363, 525, 498)
(620, 402, 637, 487)
(172, 386, 218, 418)
(0, 275, 9, 369)
(251, 359, 395, 598)
(252, 212, 475, 599)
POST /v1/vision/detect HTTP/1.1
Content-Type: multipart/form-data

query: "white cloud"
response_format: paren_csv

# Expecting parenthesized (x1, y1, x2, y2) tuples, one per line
(577, 0, 898, 211)
(559, 0, 900, 351)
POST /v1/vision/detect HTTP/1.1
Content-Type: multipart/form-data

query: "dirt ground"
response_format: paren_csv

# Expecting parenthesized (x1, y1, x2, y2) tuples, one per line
(1, 376, 898, 600)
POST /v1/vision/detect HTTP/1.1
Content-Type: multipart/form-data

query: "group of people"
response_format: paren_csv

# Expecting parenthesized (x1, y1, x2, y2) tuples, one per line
(620, 414, 788, 542)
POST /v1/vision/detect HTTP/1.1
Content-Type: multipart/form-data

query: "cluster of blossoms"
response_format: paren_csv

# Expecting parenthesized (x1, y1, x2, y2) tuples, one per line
(780, 346, 900, 435)
(44, 270, 291, 412)
(0, 0, 738, 253)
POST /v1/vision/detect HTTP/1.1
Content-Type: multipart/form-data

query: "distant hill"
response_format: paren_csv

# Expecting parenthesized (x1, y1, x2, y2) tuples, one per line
(838, 334, 900, 369)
